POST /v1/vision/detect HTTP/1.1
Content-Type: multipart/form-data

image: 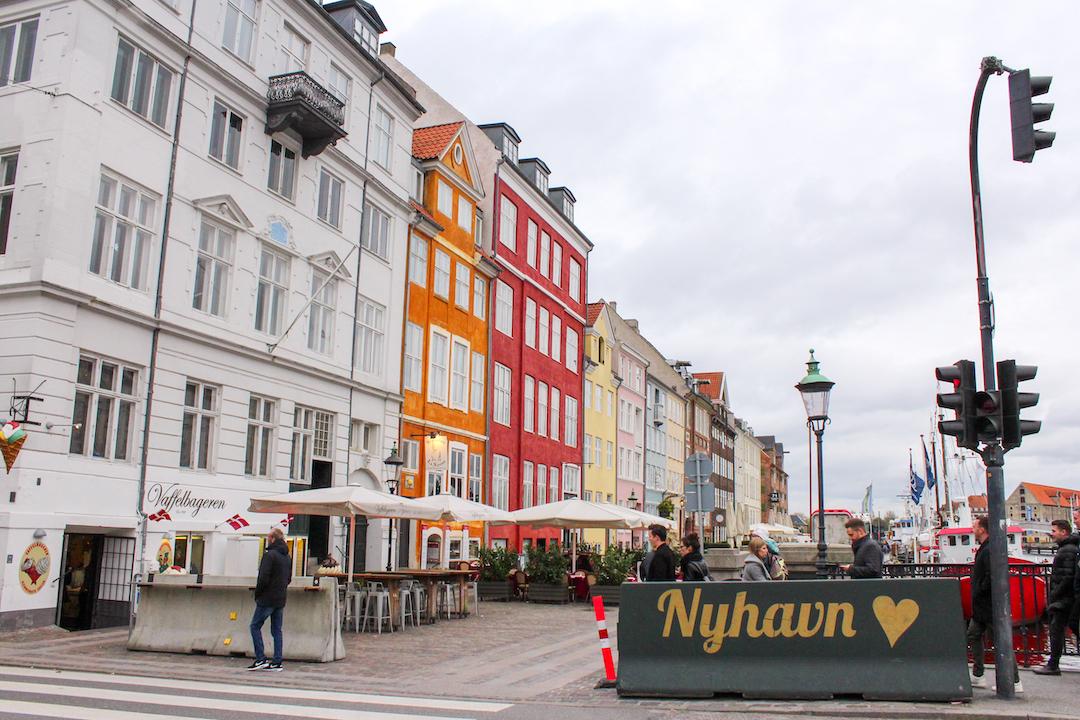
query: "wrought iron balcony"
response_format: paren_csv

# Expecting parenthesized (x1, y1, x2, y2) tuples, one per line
(265, 72, 347, 158)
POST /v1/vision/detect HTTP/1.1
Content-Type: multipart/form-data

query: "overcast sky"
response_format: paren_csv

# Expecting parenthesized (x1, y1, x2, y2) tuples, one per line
(380, 1, 1080, 517)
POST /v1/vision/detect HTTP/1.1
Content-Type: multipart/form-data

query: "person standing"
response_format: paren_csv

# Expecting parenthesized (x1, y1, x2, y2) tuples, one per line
(741, 537, 772, 582)
(678, 533, 710, 581)
(966, 517, 1020, 691)
(248, 527, 291, 671)
(840, 517, 883, 579)
(643, 524, 676, 581)
(1070, 509, 1080, 651)
(1033, 519, 1078, 676)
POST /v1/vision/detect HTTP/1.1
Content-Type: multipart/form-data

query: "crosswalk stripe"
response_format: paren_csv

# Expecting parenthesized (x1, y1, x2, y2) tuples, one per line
(1, 699, 190, 720)
(0, 666, 511, 713)
(0, 679, 474, 720)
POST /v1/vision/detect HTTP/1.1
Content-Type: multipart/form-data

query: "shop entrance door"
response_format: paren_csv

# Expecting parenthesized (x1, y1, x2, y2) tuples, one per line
(56, 533, 135, 631)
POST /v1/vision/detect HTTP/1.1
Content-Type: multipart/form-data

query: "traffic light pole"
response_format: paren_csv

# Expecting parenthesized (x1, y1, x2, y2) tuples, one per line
(968, 55, 1016, 700)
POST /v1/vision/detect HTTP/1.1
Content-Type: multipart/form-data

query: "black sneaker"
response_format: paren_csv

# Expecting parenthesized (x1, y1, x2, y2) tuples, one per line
(264, 662, 283, 672)
(246, 659, 268, 671)
(1032, 664, 1060, 676)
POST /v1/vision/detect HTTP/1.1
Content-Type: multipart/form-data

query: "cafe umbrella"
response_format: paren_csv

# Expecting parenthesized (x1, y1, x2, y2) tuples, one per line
(508, 498, 637, 572)
(407, 494, 516, 567)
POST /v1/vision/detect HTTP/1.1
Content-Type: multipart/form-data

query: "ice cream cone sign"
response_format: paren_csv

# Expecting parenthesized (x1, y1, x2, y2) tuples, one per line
(0, 421, 27, 473)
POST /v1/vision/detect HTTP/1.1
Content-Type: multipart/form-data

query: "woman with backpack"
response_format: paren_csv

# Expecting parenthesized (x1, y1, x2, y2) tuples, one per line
(678, 533, 711, 581)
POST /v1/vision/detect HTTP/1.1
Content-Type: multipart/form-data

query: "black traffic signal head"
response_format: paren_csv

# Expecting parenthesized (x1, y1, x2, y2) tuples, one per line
(972, 390, 1002, 443)
(997, 360, 1041, 450)
(936, 360, 977, 450)
(1009, 69, 1055, 163)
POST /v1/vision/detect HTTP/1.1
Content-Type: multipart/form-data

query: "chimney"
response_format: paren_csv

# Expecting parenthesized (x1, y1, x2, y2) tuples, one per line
(380, 42, 396, 57)
(626, 319, 639, 330)
(609, 301, 617, 313)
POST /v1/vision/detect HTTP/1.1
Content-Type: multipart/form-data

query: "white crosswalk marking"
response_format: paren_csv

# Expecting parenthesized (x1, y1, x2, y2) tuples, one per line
(1, 699, 190, 720)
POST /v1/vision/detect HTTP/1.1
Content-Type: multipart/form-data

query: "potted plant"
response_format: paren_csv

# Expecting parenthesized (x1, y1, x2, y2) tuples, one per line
(524, 543, 570, 603)
(476, 547, 517, 601)
(591, 546, 634, 605)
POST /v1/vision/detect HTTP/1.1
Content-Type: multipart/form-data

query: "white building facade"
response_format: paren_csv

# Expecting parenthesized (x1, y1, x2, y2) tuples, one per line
(732, 417, 763, 543)
(0, 0, 422, 630)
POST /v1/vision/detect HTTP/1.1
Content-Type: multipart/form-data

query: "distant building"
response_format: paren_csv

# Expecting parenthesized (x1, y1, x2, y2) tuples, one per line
(756, 436, 790, 525)
(1006, 482, 1080, 543)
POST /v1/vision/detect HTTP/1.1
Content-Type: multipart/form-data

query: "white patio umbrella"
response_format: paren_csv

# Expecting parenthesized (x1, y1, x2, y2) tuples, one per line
(604, 504, 678, 530)
(509, 498, 637, 571)
(408, 494, 516, 568)
(248, 485, 442, 579)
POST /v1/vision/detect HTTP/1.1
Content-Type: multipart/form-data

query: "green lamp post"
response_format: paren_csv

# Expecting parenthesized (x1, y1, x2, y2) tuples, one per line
(796, 349, 835, 578)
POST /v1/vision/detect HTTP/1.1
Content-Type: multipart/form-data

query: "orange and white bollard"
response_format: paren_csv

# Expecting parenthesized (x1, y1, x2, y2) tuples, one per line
(592, 595, 617, 688)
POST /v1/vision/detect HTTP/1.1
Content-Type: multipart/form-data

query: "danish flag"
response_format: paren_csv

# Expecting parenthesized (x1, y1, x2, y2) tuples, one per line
(148, 509, 172, 522)
(225, 514, 250, 530)
(280, 515, 294, 527)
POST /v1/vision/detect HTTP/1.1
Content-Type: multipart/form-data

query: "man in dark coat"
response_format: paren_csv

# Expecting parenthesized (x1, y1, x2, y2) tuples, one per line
(1034, 519, 1078, 676)
(840, 517, 882, 579)
(644, 524, 676, 581)
(678, 532, 710, 581)
(1070, 509, 1080, 651)
(966, 517, 1020, 689)
(248, 527, 291, 671)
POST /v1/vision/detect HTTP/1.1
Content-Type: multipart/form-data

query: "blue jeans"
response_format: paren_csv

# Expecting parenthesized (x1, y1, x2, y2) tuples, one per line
(250, 604, 283, 664)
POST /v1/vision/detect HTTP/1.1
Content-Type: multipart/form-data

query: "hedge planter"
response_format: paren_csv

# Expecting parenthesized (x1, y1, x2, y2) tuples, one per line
(477, 580, 513, 602)
(528, 583, 571, 604)
(590, 585, 621, 605)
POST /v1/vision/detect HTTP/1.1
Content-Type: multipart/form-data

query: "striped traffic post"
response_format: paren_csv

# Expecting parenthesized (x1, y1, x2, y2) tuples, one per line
(592, 595, 617, 688)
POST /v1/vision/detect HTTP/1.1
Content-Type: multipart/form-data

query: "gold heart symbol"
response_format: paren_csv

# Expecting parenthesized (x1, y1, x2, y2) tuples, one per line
(873, 596, 920, 648)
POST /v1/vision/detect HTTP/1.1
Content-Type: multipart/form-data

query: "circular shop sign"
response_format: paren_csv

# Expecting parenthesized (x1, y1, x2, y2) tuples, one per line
(19, 541, 50, 594)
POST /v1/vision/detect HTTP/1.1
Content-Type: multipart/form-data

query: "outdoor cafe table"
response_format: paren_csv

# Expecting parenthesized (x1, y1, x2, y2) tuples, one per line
(330, 569, 475, 627)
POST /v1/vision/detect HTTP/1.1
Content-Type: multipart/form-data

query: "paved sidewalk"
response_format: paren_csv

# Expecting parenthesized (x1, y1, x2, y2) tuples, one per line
(0, 601, 1075, 719)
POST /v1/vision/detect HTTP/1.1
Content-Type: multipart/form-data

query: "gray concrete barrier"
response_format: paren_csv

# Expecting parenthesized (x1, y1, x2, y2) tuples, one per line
(128, 575, 345, 663)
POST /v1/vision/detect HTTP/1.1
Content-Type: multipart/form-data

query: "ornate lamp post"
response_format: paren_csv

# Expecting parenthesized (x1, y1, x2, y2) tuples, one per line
(383, 444, 404, 572)
(795, 349, 835, 578)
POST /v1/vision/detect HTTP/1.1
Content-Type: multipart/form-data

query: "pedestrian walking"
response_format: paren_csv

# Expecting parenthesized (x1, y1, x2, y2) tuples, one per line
(1033, 519, 1078, 676)
(678, 533, 711, 581)
(1070, 509, 1080, 650)
(741, 537, 772, 582)
(643, 524, 676, 581)
(248, 527, 291, 672)
(840, 517, 882, 579)
(966, 517, 1021, 691)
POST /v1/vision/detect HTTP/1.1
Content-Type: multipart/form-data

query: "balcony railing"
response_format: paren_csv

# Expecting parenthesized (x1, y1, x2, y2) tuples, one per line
(265, 71, 347, 158)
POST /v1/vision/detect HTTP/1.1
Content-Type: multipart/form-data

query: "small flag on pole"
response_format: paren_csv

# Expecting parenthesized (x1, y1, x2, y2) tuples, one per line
(148, 509, 172, 522)
(909, 450, 924, 504)
(922, 437, 936, 490)
(224, 514, 250, 530)
(280, 515, 294, 528)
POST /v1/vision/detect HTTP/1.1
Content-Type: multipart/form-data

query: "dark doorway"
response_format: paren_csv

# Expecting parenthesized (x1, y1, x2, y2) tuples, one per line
(56, 533, 134, 631)
(397, 520, 411, 569)
(351, 515, 368, 573)
(308, 460, 332, 562)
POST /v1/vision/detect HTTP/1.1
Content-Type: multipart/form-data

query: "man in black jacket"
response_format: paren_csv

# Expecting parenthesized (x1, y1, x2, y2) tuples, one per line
(1034, 519, 1078, 676)
(967, 517, 1020, 690)
(248, 527, 291, 671)
(840, 518, 882, 579)
(644, 524, 676, 581)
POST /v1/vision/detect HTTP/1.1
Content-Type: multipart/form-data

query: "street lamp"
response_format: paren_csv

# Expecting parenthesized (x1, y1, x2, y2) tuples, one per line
(795, 349, 835, 579)
(383, 444, 404, 572)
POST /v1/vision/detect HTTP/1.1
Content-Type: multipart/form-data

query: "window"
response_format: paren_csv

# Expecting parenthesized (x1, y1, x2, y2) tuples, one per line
(173, 534, 205, 574)
(245, 395, 275, 477)
(349, 419, 377, 453)
(327, 63, 350, 105)
(412, 167, 424, 202)
(425, 249, 448, 302)
(537, 382, 548, 436)
(470, 352, 484, 413)
(566, 329, 579, 373)
(550, 387, 559, 441)
(449, 444, 466, 497)
(499, 196, 517, 251)
(607, 390, 614, 417)
(522, 462, 534, 508)
(595, 436, 602, 467)
(267, 140, 296, 199)
(408, 235, 428, 286)
(222, 0, 257, 62)
(0, 17, 37, 86)
(434, 179, 454, 219)
(68, 355, 139, 461)
(373, 106, 393, 170)
(538, 308, 549, 355)
(401, 439, 419, 472)
(584, 381, 592, 410)
(474, 208, 483, 248)
(469, 453, 482, 502)
(110, 37, 172, 128)
(290, 406, 314, 482)
(524, 299, 536, 348)
(193, 219, 233, 316)
(551, 243, 562, 287)
(606, 440, 614, 468)
(0, 151, 15, 254)
(89, 173, 156, 290)
(584, 434, 592, 464)
(539, 231, 550, 277)
(454, 262, 470, 310)
(551, 315, 561, 363)
(450, 338, 469, 411)
(403, 323, 423, 393)
(352, 17, 379, 55)
(363, 204, 391, 260)
(537, 465, 547, 506)
(491, 455, 509, 510)
(569, 259, 582, 302)
(457, 195, 472, 232)
(526, 220, 537, 268)
(427, 466, 444, 496)
(317, 169, 343, 228)
(495, 281, 513, 336)
(473, 277, 486, 320)
(493, 363, 511, 426)
(180, 380, 218, 470)
(254, 246, 288, 334)
(306, 269, 336, 354)
(354, 297, 385, 375)
(565, 396, 578, 447)
(209, 100, 243, 169)
(428, 328, 450, 404)
(549, 467, 559, 503)
(279, 23, 308, 72)
(594, 383, 602, 410)
(523, 376, 534, 432)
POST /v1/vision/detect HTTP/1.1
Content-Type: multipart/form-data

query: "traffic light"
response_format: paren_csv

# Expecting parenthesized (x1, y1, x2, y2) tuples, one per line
(936, 360, 977, 450)
(997, 360, 1041, 450)
(972, 388, 1002, 443)
(1009, 69, 1055, 163)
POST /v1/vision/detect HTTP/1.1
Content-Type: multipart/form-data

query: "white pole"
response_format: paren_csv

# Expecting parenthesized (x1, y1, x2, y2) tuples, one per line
(347, 514, 357, 579)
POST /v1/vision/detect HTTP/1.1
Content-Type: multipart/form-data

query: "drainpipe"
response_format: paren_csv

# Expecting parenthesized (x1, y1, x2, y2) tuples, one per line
(134, 0, 198, 603)
(487, 156, 505, 547)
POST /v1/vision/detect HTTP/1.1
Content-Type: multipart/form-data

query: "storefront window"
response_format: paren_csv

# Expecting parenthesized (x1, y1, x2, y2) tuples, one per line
(173, 534, 204, 574)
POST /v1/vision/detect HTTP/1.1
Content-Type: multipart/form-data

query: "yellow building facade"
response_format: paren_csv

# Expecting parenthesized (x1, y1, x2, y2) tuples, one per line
(583, 302, 619, 551)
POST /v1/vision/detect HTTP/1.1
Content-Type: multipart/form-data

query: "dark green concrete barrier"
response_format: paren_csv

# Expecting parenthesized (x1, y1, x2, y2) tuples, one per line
(617, 579, 971, 701)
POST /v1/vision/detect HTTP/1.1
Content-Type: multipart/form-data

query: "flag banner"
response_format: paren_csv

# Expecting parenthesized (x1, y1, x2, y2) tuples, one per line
(909, 452, 924, 504)
(280, 515, 293, 527)
(148, 509, 172, 522)
(861, 484, 872, 515)
(225, 513, 250, 530)
(922, 438, 936, 490)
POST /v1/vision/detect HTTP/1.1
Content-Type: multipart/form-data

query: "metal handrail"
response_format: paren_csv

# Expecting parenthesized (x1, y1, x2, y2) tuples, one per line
(267, 72, 345, 126)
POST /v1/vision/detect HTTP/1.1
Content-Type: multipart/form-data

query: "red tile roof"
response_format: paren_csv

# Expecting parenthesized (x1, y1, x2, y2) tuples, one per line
(1019, 482, 1080, 508)
(586, 302, 604, 325)
(410, 200, 439, 227)
(692, 372, 724, 400)
(412, 122, 463, 160)
(968, 495, 987, 510)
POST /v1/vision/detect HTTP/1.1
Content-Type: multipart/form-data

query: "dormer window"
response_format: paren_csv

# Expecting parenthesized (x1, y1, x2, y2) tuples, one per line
(353, 18, 379, 55)
(519, 158, 551, 196)
(502, 136, 518, 164)
(479, 123, 521, 165)
(538, 172, 548, 194)
(548, 186, 576, 223)
(563, 197, 573, 222)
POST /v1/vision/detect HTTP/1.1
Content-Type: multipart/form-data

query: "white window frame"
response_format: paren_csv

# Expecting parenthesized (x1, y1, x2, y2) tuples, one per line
(110, 36, 173, 129)
(584, 380, 592, 410)
(526, 219, 537, 268)
(539, 231, 550, 278)
(68, 354, 139, 462)
(279, 22, 309, 73)
(209, 99, 244, 170)
(363, 204, 391, 260)
(495, 280, 513, 336)
(327, 62, 350, 105)
(180, 379, 219, 470)
(470, 352, 484, 413)
(454, 262, 470, 310)
(551, 242, 562, 287)
(524, 298, 536, 348)
(569, 259, 581, 302)
(427, 327, 451, 405)
(0, 151, 16, 255)
(563, 464, 581, 498)
(468, 453, 482, 503)
(434, 248, 451, 300)
(354, 296, 386, 376)
(537, 465, 547, 506)
(409, 234, 428, 287)
(245, 394, 276, 477)
(402, 439, 419, 472)
(267, 139, 297, 200)
(492, 455, 509, 510)
(565, 396, 578, 447)
(550, 387, 559, 441)
(524, 375, 535, 433)
(493, 363, 511, 426)
(522, 461, 534, 509)
(549, 466, 559, 503)
(499, 196, 517, 251)
(254, 245, 289, 335)
(437, 179, 453, 218)
(89, 172, 157, 291)
(551, 315, 561, 363)
(403, 322, 423, 393)
(0, 16, 38, 87)
(473, 276, 486, 320)
(457, 195, 472, 232)
(566, 329, 579, 373)
(537, 381, 548, 437)
(306, 269, 336, 354)
(192, 218, 233, 317)
(538, 307, 549, 356)
(222, 0, 257, 63)
(449, 337, 470, 411)
(373, 105, 393, 170)
(448, 442, 467, 498)
(317, 168, 344, 228)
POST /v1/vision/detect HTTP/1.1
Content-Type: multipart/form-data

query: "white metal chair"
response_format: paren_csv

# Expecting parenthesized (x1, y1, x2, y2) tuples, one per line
(361, 582, 394, 634)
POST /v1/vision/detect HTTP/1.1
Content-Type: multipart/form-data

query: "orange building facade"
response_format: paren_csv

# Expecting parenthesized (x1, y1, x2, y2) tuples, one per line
(399, 123, 498, 567)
